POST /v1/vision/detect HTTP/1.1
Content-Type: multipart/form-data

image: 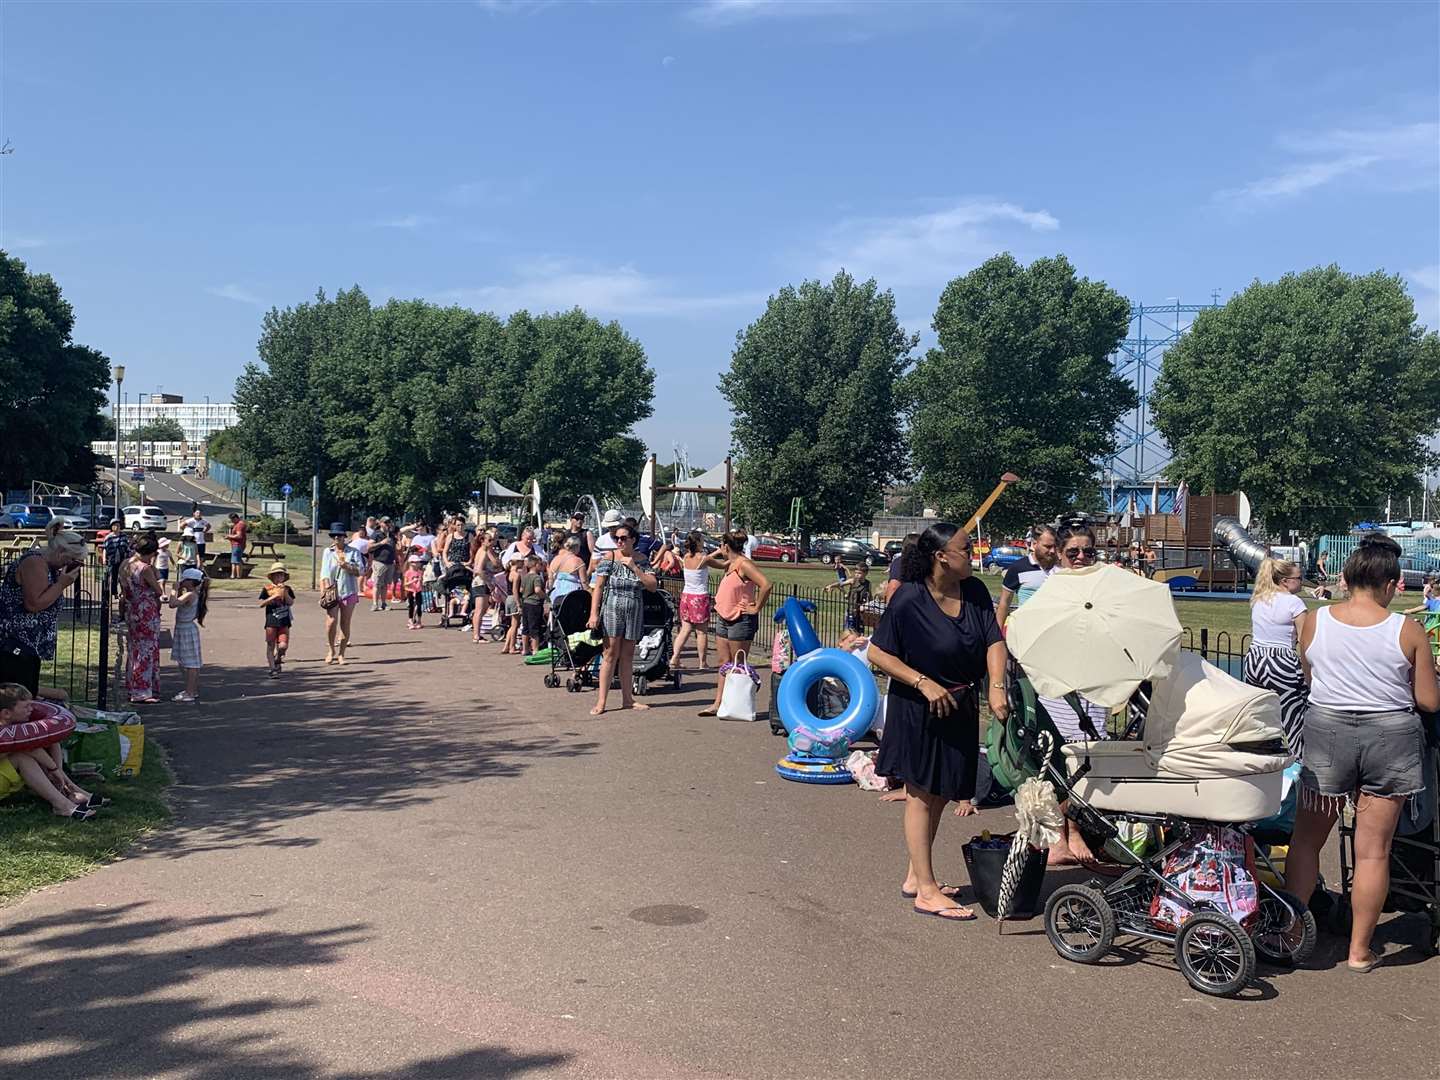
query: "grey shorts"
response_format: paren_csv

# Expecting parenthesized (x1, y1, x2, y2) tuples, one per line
(1300, 704, 1425, 800)
(715, 612, 758, 642)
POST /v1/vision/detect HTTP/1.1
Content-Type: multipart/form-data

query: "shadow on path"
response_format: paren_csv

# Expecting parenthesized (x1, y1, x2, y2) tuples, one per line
(0, 902, 571, 1079)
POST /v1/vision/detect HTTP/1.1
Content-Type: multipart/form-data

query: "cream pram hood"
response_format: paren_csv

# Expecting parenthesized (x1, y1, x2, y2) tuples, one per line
(1142, 651, 1291, 779)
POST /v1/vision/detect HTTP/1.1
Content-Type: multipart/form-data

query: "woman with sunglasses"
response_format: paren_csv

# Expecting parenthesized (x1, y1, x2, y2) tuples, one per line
(587, 526, 659, 715)
(1037, 521, 1118, 866)
(866, 522, 1008, 922)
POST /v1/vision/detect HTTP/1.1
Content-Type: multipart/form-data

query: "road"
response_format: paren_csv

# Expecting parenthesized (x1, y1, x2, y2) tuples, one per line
(0, 597, 1435, 1079)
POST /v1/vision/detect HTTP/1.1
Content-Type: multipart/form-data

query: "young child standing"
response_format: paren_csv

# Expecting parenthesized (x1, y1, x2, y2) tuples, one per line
(167, 567, 208, 702)
(403, 552, 426, 630)
(258, 562, 296, 678)
(520, 553, 547, 656)
(155, 536, 173, 591)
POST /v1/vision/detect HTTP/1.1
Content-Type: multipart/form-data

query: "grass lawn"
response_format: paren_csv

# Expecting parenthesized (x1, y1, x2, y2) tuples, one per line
(0, 739, 171, 906)
(43, 623, 119, 706)
(206, 541, 320, 592)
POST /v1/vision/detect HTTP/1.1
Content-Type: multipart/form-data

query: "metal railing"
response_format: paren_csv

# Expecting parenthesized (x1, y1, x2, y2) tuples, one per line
(15, 553, 118, 708)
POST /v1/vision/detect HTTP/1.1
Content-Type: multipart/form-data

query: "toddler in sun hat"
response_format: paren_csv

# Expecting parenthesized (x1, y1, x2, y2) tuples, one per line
(258, 562, 296, 677)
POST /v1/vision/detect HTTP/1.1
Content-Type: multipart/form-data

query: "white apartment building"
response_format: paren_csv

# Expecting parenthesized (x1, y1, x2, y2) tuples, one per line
(114, 395, 238, 445)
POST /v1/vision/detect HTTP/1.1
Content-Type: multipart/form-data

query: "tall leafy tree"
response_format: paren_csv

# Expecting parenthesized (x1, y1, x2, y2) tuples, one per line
(903, 254, 1134, 535)
(0, 252, 111, 490)
(127, 417, 186, 441)
(720, 271, 914, 536)
(1150, 266, 1440, 536)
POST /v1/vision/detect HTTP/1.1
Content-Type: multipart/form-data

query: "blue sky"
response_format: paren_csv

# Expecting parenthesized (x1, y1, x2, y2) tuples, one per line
(3, 0, 1437, 467)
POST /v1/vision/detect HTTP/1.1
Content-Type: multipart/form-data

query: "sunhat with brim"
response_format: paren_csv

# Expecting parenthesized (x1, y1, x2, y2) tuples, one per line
(158, 537, 171, 548)
(407, 553, 425, 563)
(328, 521, 347, 537)
(267, 563, 290, 580)
(180, 568, 206, 583)
(601, 509, 624, 528)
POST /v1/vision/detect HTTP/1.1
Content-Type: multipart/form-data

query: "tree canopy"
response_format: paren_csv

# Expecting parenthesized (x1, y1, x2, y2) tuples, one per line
(1150, 266, 1440, 537)
(231, 288, 654, 519)
(127, 417, 186, 442)
(0, 251, 111, 491)
(720, 271, 914, 536)
(902, 254, 1135, 536)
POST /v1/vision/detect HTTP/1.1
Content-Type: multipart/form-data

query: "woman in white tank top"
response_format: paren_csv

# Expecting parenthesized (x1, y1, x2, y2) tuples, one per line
(670, 531, 726, 673)
(1289, 534, 1440, 971)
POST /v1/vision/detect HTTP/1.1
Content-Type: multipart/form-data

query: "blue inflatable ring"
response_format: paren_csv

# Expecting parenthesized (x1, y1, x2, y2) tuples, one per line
(775, 647, 879, 742)
(775, 754, 854, 784)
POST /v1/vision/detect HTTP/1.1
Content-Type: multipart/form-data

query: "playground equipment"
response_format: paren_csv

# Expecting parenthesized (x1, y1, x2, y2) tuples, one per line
(771, 597, 880, 784)
(1212, 515, 1268, 575)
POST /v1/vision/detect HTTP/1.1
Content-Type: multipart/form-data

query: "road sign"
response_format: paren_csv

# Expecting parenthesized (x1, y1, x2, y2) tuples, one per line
(280, 483, 293, 496)
(261, 500, 285, 517)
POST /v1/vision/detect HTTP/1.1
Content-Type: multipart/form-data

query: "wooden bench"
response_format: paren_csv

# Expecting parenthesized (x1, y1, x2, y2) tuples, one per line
(248, 540, 279, 559)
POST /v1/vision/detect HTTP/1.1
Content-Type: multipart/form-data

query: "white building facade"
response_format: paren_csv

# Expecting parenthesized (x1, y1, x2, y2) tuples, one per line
(90, 440, 206, 472)
(115, 396, 238, 445)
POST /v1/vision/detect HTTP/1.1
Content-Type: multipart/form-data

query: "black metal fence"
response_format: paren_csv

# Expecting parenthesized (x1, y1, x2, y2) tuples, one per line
(1179, 625, 1250, 677)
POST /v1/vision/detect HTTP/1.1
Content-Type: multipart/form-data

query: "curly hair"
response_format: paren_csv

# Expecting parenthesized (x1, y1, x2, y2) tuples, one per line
(898, 522, 962, 583)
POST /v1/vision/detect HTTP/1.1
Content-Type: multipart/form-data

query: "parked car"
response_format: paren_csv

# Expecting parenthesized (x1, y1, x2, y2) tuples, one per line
(122, 505, 167, 531)
(983, 544, 1028, 571)
(882, 539, 905, 559)
(1399, 554, 1440, 591)
(178, 465, 198, 475)
(0, 503, 56, 528)
(128, 466, 146, 482)
(54, 510, 92, 529)
(809, 537, 884, 567)
(751, 534, 802, 562)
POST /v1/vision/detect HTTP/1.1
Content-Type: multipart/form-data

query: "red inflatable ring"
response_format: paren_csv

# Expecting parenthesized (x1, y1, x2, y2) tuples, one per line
(0, 699, 77, 754)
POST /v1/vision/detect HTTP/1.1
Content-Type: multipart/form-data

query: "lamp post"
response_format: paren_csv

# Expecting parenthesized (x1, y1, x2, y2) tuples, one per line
(113, 364, 125, 520)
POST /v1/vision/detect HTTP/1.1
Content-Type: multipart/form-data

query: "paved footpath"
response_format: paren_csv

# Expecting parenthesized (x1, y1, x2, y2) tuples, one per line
(2, 593, 1435, 1079)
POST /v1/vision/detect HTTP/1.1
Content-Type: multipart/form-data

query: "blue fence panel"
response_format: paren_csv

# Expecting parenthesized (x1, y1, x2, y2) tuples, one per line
(208, 461, 312, 516)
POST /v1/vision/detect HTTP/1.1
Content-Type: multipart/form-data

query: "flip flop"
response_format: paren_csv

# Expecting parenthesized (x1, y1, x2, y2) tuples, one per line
(902, 883, 962, 899)
(1347, 951, 1381, 973)
(81, 794, 111, 810)
(913, 905, 975, 923)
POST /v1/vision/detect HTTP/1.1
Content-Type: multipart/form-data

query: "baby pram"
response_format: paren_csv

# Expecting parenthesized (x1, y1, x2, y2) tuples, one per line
(546, 589, 603, 691)
(1332, 710, 1440, 956)
(436, 565, 473, 629)
(1000, 565, 1312, 997)
(997, 655, 1312, 997)
(631, 588, 678, 696)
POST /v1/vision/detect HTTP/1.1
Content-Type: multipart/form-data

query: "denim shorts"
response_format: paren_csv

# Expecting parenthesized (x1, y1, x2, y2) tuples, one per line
(1300, 704, 1425, 800)
(715, 612, 758, 642)
(230, 545, 244, 565)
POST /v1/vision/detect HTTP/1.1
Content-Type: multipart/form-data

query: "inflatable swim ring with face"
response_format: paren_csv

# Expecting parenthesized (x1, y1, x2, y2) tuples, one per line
(0, 699, 77, 754)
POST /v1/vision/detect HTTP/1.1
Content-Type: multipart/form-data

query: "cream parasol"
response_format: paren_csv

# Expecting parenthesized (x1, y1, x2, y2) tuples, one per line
(1005, 563, 1183, 710)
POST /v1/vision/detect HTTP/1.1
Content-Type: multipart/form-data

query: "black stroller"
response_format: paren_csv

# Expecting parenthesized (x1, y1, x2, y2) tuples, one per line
(436, 565, 473, 629)
(631, 588, 678, 696)
(545, 590, 603, 691)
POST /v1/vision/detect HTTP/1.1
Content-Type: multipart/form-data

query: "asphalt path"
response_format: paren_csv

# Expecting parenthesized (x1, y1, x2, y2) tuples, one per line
(1, 597, 1435, 1079)
(133, 472, 238, 534)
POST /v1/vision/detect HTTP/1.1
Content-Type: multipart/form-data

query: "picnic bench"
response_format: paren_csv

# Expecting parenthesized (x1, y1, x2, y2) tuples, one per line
(248, 540, 279, 559)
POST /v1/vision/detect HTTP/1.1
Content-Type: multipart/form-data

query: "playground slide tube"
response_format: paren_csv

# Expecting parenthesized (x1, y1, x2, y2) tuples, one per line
(1213, 516, 1269, 575)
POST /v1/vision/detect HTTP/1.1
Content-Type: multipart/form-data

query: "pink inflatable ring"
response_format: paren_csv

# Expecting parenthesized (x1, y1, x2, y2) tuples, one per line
(0, 699, 77, 754)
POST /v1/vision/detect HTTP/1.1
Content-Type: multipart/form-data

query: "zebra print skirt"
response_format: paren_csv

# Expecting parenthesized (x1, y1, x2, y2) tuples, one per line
(1243, 644, 1308, 757)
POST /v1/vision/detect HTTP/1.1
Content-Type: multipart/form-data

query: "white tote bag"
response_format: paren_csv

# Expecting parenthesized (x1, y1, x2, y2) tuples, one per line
(717, 651, 761, 722)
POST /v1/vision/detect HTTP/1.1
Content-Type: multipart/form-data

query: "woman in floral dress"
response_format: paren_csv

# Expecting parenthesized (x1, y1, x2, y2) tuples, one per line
(123, 537, 165, 703)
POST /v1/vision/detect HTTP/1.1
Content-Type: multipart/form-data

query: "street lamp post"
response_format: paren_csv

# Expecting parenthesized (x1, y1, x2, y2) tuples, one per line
(113, 364, 125, 521)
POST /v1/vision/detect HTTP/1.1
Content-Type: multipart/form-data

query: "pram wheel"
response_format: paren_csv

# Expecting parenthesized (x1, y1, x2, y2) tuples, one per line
(634, 676, 649, 697)
(1175, 912, 1256, 997)
(1043, 884, 1115, 964)
(489, 626, 505, 642)
(672, 671, 682, 691)
(1252, 889, 1317, 967)
(544, 673, 560, 689)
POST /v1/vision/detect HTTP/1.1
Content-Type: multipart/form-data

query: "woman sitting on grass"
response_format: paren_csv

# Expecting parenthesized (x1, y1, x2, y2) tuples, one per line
(0, 683, 105, 821)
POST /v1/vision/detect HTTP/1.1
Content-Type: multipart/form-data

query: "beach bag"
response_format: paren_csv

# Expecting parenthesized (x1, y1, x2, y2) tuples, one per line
(65, 711, 145, 780)
(963, 832, 1048, 919)
(1149, 825, 1259, 931)
(717, 650, 761, 722)
(318, 579, 339, 611)
(0, 756, 23, 800)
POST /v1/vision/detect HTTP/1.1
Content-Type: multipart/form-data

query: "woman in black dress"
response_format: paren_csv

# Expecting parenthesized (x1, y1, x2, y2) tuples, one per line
(868, 522, 1009, 922)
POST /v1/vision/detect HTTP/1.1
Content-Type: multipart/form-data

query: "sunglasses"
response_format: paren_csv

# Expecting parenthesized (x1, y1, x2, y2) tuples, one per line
(614, 533, 634, 542)
(1064, 546, 1097, 559)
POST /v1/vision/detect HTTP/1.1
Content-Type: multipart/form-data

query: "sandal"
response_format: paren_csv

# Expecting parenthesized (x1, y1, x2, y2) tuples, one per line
(913, 904, 975, 923)
(902, 883, 962, 899)
(81, 794, 111, 810)
(56, 805, 97, 821)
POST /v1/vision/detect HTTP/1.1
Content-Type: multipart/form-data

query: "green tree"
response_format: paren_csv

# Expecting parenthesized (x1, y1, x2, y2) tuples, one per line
(0, 252, 112, 490)
(720, 271, 914, 536)
(1150, 266, 1440, 537)
(902, 254, 1134, 536)
(127, 416, 186, 442)
(231, 291, 654, 520)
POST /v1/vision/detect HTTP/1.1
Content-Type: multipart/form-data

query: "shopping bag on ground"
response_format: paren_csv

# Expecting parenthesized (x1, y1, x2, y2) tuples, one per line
(717, 650, 761, 722)
(1148, 825, 1259, 931)
(65, 708, 145, 780)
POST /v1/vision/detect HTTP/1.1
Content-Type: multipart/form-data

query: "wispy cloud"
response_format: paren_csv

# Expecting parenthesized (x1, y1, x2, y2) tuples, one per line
(1219, 121, 1438, 205)
(438, 258, 765, 317)
(206, 284, 266, 306)
(1408, 265, 1439, 329)
(662, 55, 678, 68)
(687, 0, 864, 25)
(373, 213, 436, 229)
(818, 199, 1059, 289)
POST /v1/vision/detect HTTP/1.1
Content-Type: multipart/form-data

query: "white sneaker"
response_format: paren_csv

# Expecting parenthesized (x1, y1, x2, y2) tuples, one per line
(173, 691, 196, 702)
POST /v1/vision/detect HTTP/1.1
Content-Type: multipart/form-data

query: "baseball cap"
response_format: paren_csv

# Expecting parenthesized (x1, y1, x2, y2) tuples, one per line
(407, 552, 424, 563)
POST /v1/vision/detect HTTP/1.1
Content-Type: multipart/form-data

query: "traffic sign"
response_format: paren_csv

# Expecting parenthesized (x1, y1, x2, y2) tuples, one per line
(280, 483, 293, 496)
